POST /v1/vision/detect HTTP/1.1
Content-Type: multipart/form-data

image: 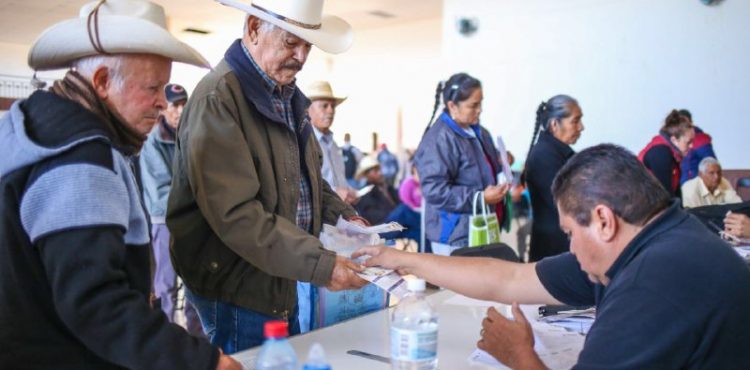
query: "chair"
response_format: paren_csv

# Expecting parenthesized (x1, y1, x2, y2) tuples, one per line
(450, 242, 521, 262)
(735, 177, 750, 201)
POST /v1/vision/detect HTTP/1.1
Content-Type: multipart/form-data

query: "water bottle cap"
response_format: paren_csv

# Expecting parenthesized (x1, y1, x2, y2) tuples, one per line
(264, 320, 289, 338)
(407, 278, 426, 292)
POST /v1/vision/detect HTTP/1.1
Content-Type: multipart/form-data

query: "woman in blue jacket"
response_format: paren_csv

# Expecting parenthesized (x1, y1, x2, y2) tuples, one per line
(414, 73, 510, 255)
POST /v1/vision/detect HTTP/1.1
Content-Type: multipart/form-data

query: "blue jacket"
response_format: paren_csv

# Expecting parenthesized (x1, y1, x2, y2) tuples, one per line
(139, 119, 176, 223)
(415, 112, 501, 246)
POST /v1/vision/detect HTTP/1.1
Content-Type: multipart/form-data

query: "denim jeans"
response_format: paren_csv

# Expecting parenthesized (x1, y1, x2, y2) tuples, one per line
(186, 289, 300, 354)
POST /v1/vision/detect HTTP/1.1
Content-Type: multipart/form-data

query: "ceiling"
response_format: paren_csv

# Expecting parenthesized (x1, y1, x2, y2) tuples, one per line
(0, 0, 442, 46)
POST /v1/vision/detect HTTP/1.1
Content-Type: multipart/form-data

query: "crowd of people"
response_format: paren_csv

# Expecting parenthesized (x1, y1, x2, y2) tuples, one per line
(1, 0, 749, 369)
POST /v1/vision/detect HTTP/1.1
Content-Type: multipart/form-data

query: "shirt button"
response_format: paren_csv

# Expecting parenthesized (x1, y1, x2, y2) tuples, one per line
(283, 177, 288, 182)
(209, 261, 219, 271)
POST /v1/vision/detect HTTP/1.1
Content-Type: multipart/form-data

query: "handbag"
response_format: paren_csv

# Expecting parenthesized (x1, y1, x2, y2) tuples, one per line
(469, 191, 501, 247)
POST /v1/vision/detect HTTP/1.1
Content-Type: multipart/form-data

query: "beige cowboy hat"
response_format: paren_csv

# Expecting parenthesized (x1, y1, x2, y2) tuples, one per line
(305, 81, 346, 106)
(215, 0, 353, 54)
(28, 0, 210, 70)
(355, 156, 380, 180)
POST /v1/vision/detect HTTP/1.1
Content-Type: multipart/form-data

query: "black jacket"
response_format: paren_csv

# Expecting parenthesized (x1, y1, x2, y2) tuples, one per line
(0, 91, 217, 369)
(356, 184, 400, 225)
(525, 131, 575, 261)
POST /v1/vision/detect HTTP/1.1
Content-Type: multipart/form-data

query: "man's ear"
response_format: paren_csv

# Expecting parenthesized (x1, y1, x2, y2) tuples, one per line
(592, 204, 617, 242)
(91, 66, 111, 100)
(246, 16, 261, 41)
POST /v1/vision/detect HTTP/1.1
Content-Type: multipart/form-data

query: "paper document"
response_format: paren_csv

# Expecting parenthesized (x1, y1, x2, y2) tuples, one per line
(495, 136, 514, 185)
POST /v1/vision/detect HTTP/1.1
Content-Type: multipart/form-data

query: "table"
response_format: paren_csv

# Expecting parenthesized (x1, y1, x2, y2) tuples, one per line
(233, 289, 583, 369)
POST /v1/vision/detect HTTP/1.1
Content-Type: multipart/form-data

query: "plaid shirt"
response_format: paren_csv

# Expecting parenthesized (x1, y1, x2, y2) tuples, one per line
(242, 43, 313, 233)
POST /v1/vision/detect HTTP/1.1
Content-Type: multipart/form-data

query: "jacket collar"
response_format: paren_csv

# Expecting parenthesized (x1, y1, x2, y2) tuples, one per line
(604, 201, 686, 281)
(223, 39, 309, 129)
(538, 130, 575, 159)
(439, 111, 482, 139)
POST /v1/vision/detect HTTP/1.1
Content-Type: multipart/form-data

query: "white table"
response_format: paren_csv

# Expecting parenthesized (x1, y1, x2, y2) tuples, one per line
(232, 290, 582, 369)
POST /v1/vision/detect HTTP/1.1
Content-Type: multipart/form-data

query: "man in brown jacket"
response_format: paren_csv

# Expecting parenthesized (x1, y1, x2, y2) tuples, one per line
(167, 0, 368, 353)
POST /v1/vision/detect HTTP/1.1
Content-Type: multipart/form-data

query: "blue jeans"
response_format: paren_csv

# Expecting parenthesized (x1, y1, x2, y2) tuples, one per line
(186, 289, 300, 354)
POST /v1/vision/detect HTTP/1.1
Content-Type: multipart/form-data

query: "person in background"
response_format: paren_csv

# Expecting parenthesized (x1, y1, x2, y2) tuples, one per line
(355, 156, 400, 225)
(305, 80, 357, 204)
(167, 0, 367, 353)
(0, 0, 240, 369)
(377, 143, 400, 187)
(341, 132, 364, 188)
(639, 110, 695, 197)
(139, 83, 203, 337)
(678, 109, 716, 184)
(681, 157, 742, 208)
(399, 162, 422, 211)
(415, 72, 510, 256)
(354, 144, 750, 369)
(524, 95, 584, 262)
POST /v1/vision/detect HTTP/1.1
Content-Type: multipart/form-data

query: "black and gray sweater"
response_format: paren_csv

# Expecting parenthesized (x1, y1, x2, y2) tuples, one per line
(0, 91, 218, 369)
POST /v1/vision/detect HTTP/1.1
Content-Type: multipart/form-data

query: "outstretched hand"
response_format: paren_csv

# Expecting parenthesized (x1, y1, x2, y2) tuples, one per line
(351, 245, 411, 275)
(326, 255, 368, 291)
(478, 303, 544, 370)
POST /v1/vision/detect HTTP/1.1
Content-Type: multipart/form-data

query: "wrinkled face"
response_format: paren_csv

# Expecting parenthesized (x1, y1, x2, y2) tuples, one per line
(105, 55, 171, 136)
(552, 103, 584, 145)
(699, 163, 722, 192)
(162, 99, 186, 129)
(252, 22, 311, 85)
(448, 88, 483, 127)
(558, 207, 610, 285)
(308, 99, 336, 133)
(671, 128, 695, 156)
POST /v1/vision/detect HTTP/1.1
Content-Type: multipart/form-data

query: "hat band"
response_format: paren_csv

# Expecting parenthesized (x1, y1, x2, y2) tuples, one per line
(252, 4, 321, 30)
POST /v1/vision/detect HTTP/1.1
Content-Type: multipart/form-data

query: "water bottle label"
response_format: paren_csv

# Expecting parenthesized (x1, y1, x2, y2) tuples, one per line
(390, 327, 438, 362)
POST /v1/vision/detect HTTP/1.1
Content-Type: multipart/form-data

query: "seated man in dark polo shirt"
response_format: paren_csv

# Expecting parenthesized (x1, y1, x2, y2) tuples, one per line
(354, 143, 750, 369)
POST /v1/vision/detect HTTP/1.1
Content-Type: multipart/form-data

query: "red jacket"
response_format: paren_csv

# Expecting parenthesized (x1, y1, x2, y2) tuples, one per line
(638, 135, 682, 194)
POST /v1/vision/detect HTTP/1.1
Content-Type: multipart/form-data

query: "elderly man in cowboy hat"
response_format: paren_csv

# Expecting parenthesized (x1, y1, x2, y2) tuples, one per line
(306, 80, 358, 205)
(167, 0, 369, 353)
(0, 1, 240, 369)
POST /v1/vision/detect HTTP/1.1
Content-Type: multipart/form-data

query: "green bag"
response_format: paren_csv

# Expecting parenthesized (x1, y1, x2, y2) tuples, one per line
(469, 191, 501, 247)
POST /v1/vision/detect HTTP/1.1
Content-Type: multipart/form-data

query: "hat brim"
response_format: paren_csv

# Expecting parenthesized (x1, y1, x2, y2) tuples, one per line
(355, 163, 379, 180)
(28, 16, 210, 70)
(216, 0, 353, 54)
(308, 95, 347, 106)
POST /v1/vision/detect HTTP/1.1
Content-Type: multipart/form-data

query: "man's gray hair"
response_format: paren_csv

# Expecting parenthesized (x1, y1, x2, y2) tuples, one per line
(698, 156, 721, 174)
(72, 55, 126, 91)
(244, 15, 278, 35)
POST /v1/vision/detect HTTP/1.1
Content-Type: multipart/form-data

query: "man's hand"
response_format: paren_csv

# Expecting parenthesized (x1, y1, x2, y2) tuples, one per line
(216, 352, 242, 370)
(478, 303, 546, 370)
(336, 187, 359, 205)
(724, 212, 750, 239)
(484, 184, 512, 205)
(351, 245, 411, 275)
(326, 255, 368, 291)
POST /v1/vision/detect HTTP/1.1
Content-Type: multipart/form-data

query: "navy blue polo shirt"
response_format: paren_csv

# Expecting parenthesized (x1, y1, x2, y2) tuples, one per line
(536, 202, 750, 369)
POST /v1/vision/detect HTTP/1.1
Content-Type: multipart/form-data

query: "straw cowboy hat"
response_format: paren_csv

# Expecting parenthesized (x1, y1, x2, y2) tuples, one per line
(305, 81, 346, 106)
(215, 0, 353, 54)
(355, 156, 381, 180)
(28, 0, 210, 71)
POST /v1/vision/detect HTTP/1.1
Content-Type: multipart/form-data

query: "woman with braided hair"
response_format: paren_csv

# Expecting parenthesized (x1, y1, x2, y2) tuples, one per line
(414, 72, 511, 255)
(524, 95, 584, 261)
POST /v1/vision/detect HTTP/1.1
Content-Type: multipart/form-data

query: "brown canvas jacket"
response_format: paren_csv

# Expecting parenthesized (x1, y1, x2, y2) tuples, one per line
(167, 60, 356, 319)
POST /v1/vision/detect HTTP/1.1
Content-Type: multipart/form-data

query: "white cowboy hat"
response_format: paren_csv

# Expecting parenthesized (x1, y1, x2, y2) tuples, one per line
(28, 0, 210, 70)
(216, 0, 353, 54)
(305, 80, 346, 106)
(355, 156, 380, 180)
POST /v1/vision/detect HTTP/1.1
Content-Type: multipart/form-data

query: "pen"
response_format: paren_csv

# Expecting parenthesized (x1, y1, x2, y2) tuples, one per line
(347, 350, 391, 364)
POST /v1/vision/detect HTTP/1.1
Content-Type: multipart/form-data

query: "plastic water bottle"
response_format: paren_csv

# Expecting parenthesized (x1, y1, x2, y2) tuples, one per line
(256, 321, 298, 370)
(390, 279, 438, 370)
(302, 342, 331, 370)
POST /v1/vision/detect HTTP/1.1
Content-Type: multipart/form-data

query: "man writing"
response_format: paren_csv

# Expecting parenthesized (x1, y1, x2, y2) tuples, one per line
(355, 144, 750, 369)
(168, 0, 368, 353)
(0, 0, 239, 369)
